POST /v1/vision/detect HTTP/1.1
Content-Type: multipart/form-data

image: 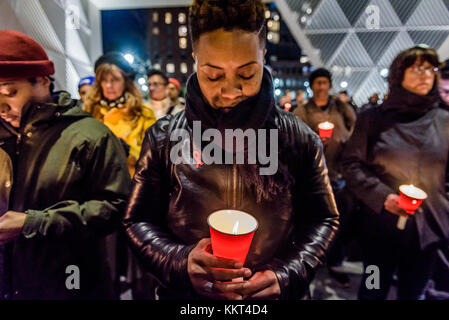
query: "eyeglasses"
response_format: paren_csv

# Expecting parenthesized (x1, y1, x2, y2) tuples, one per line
(148, 82, 166, 88)
(409, 66, 439, 75)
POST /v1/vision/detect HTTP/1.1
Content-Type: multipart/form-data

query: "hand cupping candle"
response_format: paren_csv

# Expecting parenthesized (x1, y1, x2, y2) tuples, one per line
(396, 184, 428, 230)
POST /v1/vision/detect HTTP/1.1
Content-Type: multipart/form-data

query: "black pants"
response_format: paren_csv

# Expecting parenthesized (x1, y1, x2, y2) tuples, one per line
(327, 186, 357, 267)
(358, 211, 439, 300)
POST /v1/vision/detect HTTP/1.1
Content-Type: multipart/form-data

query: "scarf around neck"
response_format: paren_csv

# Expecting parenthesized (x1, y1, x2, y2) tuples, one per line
(183, 67, 293, 202)
(185, 66, 276, 133)
(381, 85, 439, 122)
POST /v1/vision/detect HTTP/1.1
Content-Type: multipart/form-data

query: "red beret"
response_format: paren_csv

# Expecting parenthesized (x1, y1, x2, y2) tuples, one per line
(0, 30, 55, 81)
(169, 78, 181, 92)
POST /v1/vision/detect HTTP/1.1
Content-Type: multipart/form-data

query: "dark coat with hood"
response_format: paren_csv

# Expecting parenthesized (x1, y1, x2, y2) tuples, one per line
(0, 92, 130, 299)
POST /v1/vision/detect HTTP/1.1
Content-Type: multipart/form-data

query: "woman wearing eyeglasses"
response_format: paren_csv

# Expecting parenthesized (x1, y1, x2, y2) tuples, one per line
(145, 70, 172, 119)
(342, 46, 449, 300)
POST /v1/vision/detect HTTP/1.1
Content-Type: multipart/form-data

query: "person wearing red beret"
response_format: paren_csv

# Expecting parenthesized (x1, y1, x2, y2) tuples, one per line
(0, 30, 130, 299)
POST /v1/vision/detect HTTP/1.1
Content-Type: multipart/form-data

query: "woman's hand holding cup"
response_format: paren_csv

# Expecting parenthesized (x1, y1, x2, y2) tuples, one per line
(384, 194, 407, 217)
(187, 238, 251, 300)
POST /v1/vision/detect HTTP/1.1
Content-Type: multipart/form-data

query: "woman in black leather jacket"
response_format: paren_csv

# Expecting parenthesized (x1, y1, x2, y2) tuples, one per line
(123, 0, 339, 300)
(342, 46, 449, 300)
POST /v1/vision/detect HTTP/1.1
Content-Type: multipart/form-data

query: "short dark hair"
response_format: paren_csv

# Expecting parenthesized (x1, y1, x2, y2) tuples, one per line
(339, 90, 348, 95)
(188, 0, 267, 48)
(388, 45, 440, 90)
(147, 69, 168, 84)
(309, 68, 332, 87)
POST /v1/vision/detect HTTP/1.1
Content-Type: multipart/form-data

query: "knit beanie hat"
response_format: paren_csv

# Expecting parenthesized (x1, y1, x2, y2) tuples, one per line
(0, 30, 55, 81)
(94, 52, 137, 80)
(309, 68, 332, 87)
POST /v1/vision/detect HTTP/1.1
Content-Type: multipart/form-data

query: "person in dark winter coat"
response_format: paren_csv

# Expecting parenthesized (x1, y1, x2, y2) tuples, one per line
(294, 68, 357, 287)
(341, 45, 449, 300)
(123, 0, 339, 300)
(0, 30, 130, 300)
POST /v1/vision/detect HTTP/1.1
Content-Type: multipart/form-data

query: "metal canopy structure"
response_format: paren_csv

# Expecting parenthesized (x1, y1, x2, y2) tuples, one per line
(276, 0, 449, 105)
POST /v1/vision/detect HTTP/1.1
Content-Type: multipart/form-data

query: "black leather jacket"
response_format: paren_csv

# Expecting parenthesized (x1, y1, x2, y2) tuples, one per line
(123, 109, 339, 299)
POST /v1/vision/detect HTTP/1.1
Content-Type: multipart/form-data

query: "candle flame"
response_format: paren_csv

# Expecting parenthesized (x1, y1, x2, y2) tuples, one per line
(318, 121, 334, 130)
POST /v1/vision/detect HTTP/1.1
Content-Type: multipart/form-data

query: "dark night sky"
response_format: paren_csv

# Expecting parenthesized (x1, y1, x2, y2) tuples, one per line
(101, 9, 150, 62)
(101, 3, 301, 64)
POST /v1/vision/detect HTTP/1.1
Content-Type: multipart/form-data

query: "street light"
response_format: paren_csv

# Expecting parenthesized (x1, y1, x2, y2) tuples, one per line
(138, 77, 146, 85)
(124, 53, 134, 64)
(380, 68, 389, 78)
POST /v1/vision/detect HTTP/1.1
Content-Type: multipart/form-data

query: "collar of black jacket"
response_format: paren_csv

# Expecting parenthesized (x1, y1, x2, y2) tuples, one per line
(184, 66, 277, 133)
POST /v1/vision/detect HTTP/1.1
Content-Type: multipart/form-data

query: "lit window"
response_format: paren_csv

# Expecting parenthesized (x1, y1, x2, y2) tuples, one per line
(152, 27, 159, 35)
(178, 25, 188, 37)
(179, 37, 187, 49)
(265, 10, 271, 19)
(267, 20, 280, 32)
(267, 32, 279, 44)
(152, 12, 158, 23)
(178, 13, 186, 24)
(153, 63, 161, 70)
(165, 12, 172, 24)
(166, 63, 175, 74)
(181, 62, 188, 74)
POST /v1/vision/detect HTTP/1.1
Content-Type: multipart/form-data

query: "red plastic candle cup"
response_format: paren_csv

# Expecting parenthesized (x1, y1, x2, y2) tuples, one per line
(396, 185, 427, 230)
(207, 210, 258, 266)
(318, 121, 334, 138)
(284, 103, 292, 111)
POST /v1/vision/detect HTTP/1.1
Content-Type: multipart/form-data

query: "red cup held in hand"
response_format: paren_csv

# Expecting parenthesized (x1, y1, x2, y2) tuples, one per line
(207, 209, 258, 265)
(318, 121, 334, 139)
(398, 184, 427, 214)
(396, 184, 427, 230)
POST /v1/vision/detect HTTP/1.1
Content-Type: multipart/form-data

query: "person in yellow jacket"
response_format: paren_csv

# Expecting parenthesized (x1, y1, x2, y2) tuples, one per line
(84, 52, 156, 176)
